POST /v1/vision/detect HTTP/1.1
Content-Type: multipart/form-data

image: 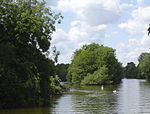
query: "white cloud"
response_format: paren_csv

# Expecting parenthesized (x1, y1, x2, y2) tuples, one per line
(137, 0, 144, 4)
(58, 0, 120, 12)
(52, 29, 68, 44)
(119, 6, 150, 35)
(120, 3, 135, 10)
(51, 0, 150, 65)
(118, 20, 147, 35)
(52, 0, 121, 63)
(141, 34, 150, 47)
(128, 38, 140, 46)
(132, 6, 150, 22)
(117, 4, 150, 65)
(57, 0, 121, 25)
(69, 21, 107, 42)
(77, 1, 120, 25)
(52, 20, 107, 63)
(57, 0, 88, 11)
(116, 33, 150, 66)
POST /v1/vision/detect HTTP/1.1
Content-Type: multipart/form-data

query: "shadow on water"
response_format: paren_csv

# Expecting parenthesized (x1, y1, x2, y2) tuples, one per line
(0, 107, 50, 114)
(0, 95, 62, 114)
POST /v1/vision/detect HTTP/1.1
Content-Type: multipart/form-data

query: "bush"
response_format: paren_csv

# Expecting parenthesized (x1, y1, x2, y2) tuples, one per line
(81, 66, 112, 85)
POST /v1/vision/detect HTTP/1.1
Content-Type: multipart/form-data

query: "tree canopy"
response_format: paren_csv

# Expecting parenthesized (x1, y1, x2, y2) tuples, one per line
(138, 53, 150, 81)
(67, 43, 123, 85)
(56, 63, 69, 81)
(0, 0, 62, 108)
(123, 62, 137, 79)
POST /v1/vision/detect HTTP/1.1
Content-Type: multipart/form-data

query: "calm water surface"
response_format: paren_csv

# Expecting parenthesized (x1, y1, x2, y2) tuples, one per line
(1, 79, 150, 114)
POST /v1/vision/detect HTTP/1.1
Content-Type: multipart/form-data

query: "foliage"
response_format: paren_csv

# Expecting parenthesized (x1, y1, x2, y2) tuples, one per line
(49, 76, 63, 95)
(0, 0, 62, 108)
(81, 66, 112, 85)
(138, 53, 149, 63)
(56, 63, 69, 81)
(138, 53, 150, 81)
(67, 43, 123, 85)
(123, 62, 137, 79)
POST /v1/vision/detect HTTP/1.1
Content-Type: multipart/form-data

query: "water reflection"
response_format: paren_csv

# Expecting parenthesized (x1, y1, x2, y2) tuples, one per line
(52, 85, 119, 114)
(51, 94, 74, 114)
(0, 107, 50, 114)
(139, 80, 150, 113)
(117, 79, 140, 113)
(1, 79, 150, 114)
(52, 79, 150, 114)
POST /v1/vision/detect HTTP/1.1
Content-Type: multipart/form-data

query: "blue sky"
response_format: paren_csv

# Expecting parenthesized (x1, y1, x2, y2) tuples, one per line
(46, 0, 150, 66)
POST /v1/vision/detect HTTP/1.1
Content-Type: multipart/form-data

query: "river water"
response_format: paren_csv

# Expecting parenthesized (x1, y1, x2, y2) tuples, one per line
(1, 79, 150, 114)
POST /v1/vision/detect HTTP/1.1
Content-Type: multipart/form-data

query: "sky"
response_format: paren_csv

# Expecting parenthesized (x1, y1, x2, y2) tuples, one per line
(46, 0, 150, 66)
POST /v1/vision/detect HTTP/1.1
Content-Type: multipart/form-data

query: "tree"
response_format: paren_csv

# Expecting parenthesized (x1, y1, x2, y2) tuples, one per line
(0, 0, 62, 108)
(81, 65, 111, 85)
(67, 43, 123, 85)
(56, 63, 69, 81)
(138, 53, 149, 63)
(124, 62, 137, 79)
(138, 53, 150, 81)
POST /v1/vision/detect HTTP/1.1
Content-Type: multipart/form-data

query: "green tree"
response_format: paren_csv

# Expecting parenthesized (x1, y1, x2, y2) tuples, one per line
(67, 43, 123, 85)
(138, 53, 150, 81)
(138, 53, 149, 63)
(81, 65, 111, 85)
(0, 0, 62, 108)
(56, 63, 69, 81)
(124, 62, 137, 79)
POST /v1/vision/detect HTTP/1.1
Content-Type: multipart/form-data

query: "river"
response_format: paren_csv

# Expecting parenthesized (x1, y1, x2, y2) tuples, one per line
(1, 79, 150, 114)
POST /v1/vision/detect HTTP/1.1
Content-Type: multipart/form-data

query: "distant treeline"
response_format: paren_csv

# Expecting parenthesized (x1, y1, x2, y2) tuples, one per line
(123, 62, 138, 79)
(56, 63, 69, 82)
(123, 52, 150, 80)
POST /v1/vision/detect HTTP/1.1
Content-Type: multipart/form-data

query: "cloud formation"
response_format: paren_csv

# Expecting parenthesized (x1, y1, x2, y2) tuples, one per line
(119, 5, 150, 35)
(58, 0, 121, 25)
(51, 0, 121, 63)
(116, 33, 150, 66)
(50, 0, 150, 66)
(52, 21, 107, 63)
(117, 4, 150, 65)
(118, 20, 146, 35)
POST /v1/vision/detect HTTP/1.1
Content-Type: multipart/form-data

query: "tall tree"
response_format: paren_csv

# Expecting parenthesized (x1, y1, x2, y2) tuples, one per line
(56, 63, 69, 81)
(67, 43, 123, 85)
(0, 0, 62, 108)
(124, 62, 137, 79)
(138, 53, 150, 81)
